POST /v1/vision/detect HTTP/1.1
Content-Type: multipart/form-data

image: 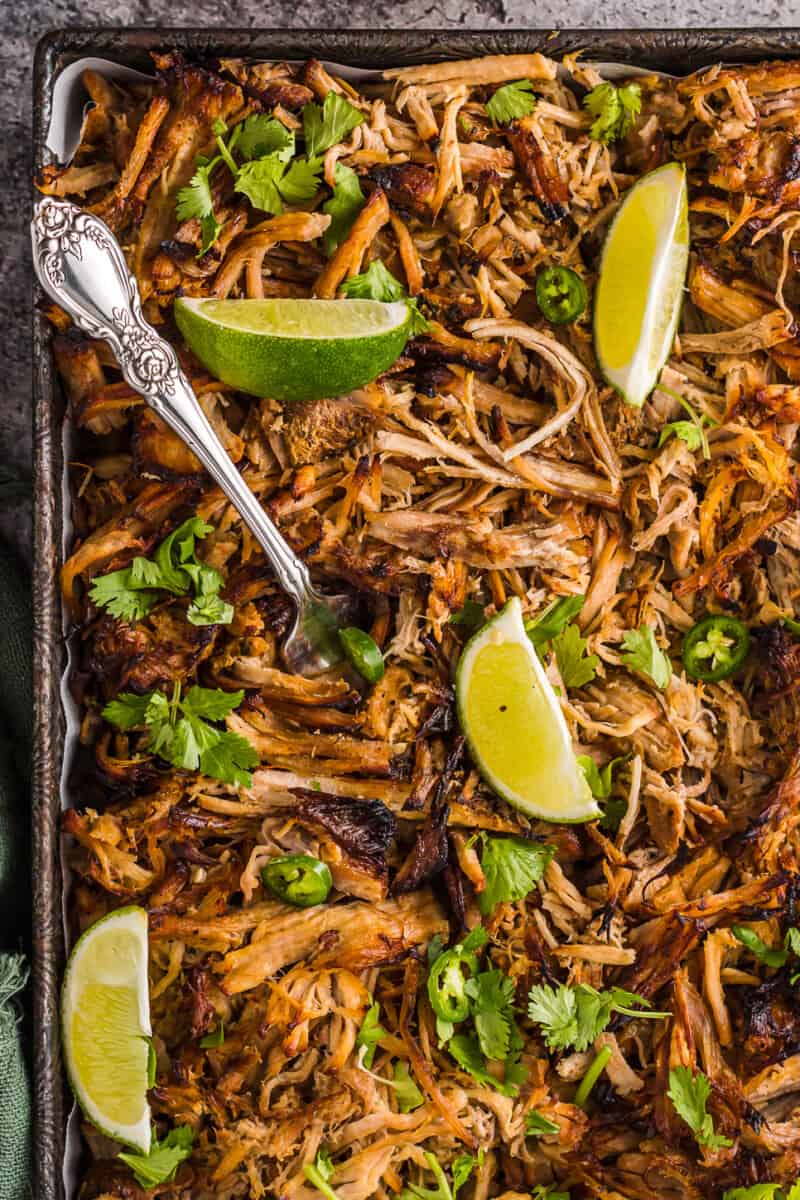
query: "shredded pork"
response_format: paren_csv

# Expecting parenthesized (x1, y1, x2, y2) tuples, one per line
(44, 48, 800, 1200)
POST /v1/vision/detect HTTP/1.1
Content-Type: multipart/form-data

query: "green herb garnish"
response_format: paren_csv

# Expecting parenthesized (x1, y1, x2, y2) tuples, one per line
(103, 683, 258, 787)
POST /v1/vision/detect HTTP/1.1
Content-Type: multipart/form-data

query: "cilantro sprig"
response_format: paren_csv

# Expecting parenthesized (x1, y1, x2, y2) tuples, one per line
(118, 1126, 194, 1189)
(621, 625, 672, 690)
(354, 1001, 424, 1111)
(527, 982, 669, 1053)
(89, 517, 232, 628)
(176, 95, 364, 254)
(478, 835, 554, 915)
(525, 595, 585, 653)
(303, 92, 365, 159)
(577, 755, 629, 833)
(667, 1066, 733, 1151)
(398, 1150, 480, 1200)
(429, 929, 527, 1096)
(658, 388, 717, 459)
(732, 924, 800, 974)
(584, 81, 642, 143)
(524, 595, 597, 687)
(553, 623, 599, 688)
(485, 78, 536, 125)
(339, 260, 431, 334)
(103, 682, 258, 787)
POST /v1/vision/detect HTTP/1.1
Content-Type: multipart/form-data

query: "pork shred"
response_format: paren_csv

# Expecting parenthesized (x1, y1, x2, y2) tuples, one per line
(47, 47, 800, 1200)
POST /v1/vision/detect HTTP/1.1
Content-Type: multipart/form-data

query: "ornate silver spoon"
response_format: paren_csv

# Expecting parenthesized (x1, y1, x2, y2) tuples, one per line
(31, 197, 352, 676)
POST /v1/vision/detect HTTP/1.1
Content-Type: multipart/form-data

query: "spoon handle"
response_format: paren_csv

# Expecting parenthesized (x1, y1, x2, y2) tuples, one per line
(31, 197, 311, 605)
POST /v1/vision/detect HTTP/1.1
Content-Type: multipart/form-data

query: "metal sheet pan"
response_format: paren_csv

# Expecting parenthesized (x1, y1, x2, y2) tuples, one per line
(30, 25, 800, 1199)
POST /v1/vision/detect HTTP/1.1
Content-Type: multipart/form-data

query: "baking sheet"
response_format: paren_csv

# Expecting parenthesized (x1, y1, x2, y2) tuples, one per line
(33, 28, 800, 1200)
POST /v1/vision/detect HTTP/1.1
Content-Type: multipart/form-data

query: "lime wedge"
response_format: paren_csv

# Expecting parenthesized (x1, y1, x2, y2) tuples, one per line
(61, 906, 152, 1152)
(174, 297, 411, 401)
(455, 597, 599, 823)
(594, 162, 689, 408)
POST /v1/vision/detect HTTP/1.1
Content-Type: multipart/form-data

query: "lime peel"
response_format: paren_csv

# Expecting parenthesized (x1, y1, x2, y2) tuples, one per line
(594, 162, 689, 408)
(61, 905, 152, 1153)
(174, 296, 412, 401)
(455, 597, 600, 823)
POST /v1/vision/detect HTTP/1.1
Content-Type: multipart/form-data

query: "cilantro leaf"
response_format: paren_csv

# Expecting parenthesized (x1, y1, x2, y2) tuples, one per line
(129, 557, 164, 588)
(621, 625, 672, 689)
(88, 570, 159, 622)
(525, 595, 585, 653)
(667, 1066, 733, 1150)
(552, 623, 599, 688)
(303, 92, 365, 160)
(598, 795, 628, 835)
(176, 165, 215, 222)
(531, 1186, 571, 1200)
(187, 593, 234, 627)
(577, 754, 628, 800)
(659, 420, 704, 453)
(199, 213, 222, 256)
(527, 983, 578, 1051)
(200, 1021, 224, 1048)
(235, 153, 321, 213)
(278, 156, 324, 204)
(657, 387, 715, 459)
(528, 983, 667, 1052)
(485, 78, 536, 125)
(525, 1109, 560, 1137)
(102, 692, 151, 730)
(304, 1148, 340, 1200)
(452, 1154, 478, 1198)
(236, 114, 295, 162)
(398, 1150, 473, 1200)
(322, 162, 365, 255)
(176, 165, 223, 256)
(465, 969, 516, 1061)
(449, 599, 487, 633)
(179, 686, 244, 721)
(118, 1126, 194, 1189)
(584, 81, 642, 143)
(731, 925, 789, 968)
(447, 1031, 520, 1096)
(785, 927, 800, 957)
(392, 1060, 424, 1112)
(234, 155, 287, 214)
(478, 835, 554, 915)
(355, 1000, 386, 1069)
(199, 732, 259, 788)
(339, 259, 407, 302)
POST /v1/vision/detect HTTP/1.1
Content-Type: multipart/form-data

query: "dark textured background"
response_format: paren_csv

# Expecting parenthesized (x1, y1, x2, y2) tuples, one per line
(6, 4, 800, 565)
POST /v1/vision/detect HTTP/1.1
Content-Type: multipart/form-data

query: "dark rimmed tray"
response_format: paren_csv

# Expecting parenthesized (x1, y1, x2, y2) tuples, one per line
(31, 25, 800, 1199)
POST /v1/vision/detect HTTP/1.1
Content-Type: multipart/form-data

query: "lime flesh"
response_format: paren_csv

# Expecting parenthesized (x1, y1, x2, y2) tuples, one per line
(174, 297, 411, 401)
(594, 162, 689, 408)
(455, 598, 599, 822)
(61, 906, 152, 1152)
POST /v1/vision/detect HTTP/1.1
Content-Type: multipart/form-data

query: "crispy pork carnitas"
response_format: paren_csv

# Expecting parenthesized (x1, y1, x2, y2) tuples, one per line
(42, 48, 800, 1200)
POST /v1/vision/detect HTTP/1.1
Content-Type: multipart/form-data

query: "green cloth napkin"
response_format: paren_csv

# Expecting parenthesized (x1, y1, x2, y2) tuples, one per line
(0, 543, 33, 1200)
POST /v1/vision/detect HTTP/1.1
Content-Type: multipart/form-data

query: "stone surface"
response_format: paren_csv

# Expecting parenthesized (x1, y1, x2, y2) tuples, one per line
(3, 4, 800, 564)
